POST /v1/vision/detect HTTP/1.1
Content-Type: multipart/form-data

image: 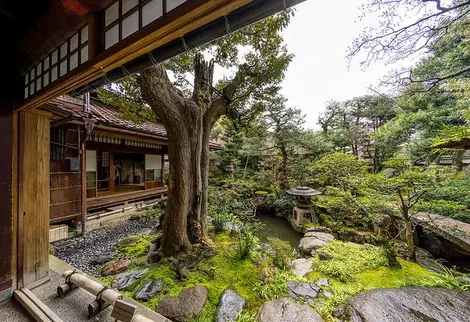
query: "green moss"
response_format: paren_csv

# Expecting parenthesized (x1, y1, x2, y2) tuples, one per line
(357, 260, 438, 289)
(103, 230, 469, 322)
(119, 234, 155, 259)
(305, 241, 469, 321)
(109, 233, 269, 321)
(313, 241, 388, 282)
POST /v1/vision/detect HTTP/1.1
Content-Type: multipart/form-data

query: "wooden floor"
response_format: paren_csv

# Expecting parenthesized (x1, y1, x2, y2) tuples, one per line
(87, 186, 167, 211)
(97, 184, 144, 197)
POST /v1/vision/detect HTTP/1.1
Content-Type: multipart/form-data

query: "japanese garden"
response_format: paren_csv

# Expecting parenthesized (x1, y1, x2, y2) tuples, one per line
(3, 0, 470, 322)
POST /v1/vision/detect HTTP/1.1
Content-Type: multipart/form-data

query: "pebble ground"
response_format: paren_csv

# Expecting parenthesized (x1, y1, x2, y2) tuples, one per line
(54, 218, 157, 275)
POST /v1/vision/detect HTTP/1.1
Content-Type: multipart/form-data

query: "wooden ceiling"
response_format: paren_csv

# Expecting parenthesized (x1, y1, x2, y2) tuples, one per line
(0, 0, 113, 105)
(1, 0, 113, 72)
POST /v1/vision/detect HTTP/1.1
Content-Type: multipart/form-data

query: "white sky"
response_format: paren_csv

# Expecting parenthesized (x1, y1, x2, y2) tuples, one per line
(280, 0, 411, 129)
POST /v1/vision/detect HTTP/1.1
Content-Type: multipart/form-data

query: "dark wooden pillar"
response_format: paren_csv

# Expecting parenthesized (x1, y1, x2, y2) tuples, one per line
(161, 153, 165, 185)
(0, 108, 14, 301)
(81, 143, 87, 234)
(109, 152, 115, 193)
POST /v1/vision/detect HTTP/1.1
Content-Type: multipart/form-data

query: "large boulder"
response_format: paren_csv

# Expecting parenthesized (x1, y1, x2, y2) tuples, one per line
(291, 258, 313, 278)
(215, 289, 246, 322)
(112, 268, 149, 290)
(133, 279, 165, 301)
(101, 258, 131, 276)
(348, 287, 470, 322)
(299, 232, 335, 256)
(156, 285, 208, 322)
(257, 298, 323, 322)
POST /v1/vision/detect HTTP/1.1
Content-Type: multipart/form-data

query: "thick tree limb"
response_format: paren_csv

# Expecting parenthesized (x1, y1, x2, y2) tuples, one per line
(138, 65, 186, 126)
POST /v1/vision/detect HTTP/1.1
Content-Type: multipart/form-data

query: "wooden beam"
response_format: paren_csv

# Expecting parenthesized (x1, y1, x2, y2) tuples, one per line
(14, 288, 64, 322)
(18, 0, 251, 112)
(109, 152, 115, 194)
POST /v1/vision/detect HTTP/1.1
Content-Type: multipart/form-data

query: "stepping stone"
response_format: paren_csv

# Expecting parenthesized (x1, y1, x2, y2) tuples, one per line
(133, 279, 165, 301)
(112, 268, 149, 290)
(156, 285, 208, 322)
(215, 289, 246, 322)
(298, 232, 335, 256)
(257, 298, 323, 322)
(286, 281, 319, 301)
(291, 258, 313, 278)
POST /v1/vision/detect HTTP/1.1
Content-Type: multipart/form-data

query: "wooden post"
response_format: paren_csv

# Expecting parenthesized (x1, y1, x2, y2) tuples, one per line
(0, 109, 14, 300)
(80, 142, 87, 234)
(161, 153, 165, 185)
(109, 152, 115, 194)
(18, 110, 51, 289)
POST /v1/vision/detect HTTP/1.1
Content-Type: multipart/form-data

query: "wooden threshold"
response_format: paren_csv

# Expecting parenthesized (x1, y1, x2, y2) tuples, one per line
(14, 288, 64, 322)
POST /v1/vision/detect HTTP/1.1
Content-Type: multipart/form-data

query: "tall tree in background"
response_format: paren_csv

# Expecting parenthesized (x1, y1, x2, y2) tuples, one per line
(261, 95, 305, 189)
(99, 11, 293, 258)
(318, 94, 395, 172)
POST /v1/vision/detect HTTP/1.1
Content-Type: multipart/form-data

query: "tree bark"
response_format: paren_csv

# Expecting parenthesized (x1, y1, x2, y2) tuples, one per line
(138, 54, 235, 258)
(279, 145, 289, 190)
(401, 207, 416, 261)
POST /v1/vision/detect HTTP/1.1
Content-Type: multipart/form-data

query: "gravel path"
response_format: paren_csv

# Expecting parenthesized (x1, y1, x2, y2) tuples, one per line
(54, 218, 157, 275)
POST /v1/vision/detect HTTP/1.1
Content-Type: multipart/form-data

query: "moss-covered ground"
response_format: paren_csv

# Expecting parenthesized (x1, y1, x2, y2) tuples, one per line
(99, 232, 469, 322)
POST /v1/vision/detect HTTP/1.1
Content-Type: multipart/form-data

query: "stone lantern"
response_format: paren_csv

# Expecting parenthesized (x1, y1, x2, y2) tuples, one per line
(225, 164, 234, 178)
(286, 186, 322, 226)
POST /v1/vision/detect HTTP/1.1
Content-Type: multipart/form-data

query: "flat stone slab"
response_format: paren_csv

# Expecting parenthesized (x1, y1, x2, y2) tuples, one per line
(286, 281, 320, 303)
(291, 258, 313, 277)
(133, 279, 165, 301)
(415, 212, 470, 252)
(112, 268, 149, 290)
(215, 289, 246, 322)
(348, 287, 470, 322)
(305, 226, 332, 234)
(101, 259, 131, 276)
(257, 298, 323, 322)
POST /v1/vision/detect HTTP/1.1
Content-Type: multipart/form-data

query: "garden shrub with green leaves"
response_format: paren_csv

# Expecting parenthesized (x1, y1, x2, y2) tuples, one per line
(208, 187, 235, 233)
(312, 241, 389, 282)
(234, 216, 265, 259)
(418, 173, 470, 222)
(267, 237, 293, 270)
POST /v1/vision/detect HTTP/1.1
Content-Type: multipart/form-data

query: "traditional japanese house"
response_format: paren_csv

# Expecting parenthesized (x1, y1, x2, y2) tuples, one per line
(42, 94, 171, 227)
(0, 0, 304, 305)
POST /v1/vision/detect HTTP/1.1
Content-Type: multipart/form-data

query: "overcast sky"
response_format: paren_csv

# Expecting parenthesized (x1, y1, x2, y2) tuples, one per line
(280, 0, 409, 129)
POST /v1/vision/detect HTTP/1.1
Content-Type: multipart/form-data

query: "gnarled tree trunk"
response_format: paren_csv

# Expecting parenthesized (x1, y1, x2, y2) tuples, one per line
(138, 54, 235, 258)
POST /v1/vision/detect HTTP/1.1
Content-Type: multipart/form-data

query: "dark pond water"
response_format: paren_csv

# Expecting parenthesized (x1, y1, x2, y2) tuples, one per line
(255, 214, 303, 248)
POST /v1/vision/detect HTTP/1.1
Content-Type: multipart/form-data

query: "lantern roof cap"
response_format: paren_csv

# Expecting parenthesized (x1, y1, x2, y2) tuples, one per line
(286, 186, 322, 197)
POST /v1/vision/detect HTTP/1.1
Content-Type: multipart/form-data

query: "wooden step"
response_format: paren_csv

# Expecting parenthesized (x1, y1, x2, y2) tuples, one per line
(14, 288, 64, 322)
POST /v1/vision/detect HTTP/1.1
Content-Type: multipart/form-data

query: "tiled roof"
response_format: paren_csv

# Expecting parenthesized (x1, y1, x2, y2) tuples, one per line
(46, 95, 168, 139)
(44, 95, 223, 149)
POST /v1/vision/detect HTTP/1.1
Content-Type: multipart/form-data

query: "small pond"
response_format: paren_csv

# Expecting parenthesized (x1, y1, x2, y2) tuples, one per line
(255, 214, 303, 248)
